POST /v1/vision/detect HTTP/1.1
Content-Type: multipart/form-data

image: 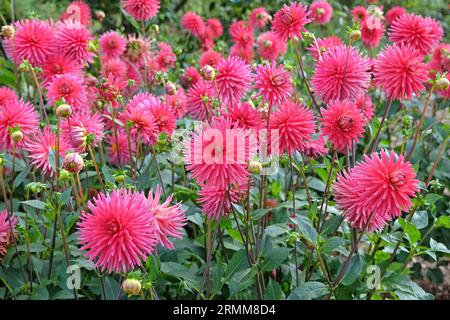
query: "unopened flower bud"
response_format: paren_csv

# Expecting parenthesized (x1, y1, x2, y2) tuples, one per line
(87, 40, 98, 53)
(11, 130, 23, 142)
(200, 65, 215, 80)
(70, 126, 88, 150)
(95, 10, 105, 22)
(149, 24, 160, 34)
(62, 152, 84, 174)
(56, 104, 72, 118)
(316, 7, 325, 15)
(1, 25, 14, 40)
(349, 30, 361, 41)
(122, 278, 141, 296)
(114, 174, 125, 184)
(249, 161, 262, 175)
(165, 81, 177, 95)
(435, 76, 450, 91)
(59, 169, 71, 182)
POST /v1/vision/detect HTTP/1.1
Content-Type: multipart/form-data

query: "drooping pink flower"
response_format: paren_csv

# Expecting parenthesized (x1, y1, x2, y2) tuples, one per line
(351, 6, 368, 23)
(355, 94, 374, 123)
(55, 21, 95, 63)
(272, 2, 312, 42)
(186, 80, 215, 120)
(181, 12, 206, 38)
(320, 99, 365, 152)
(334, 168, 389, 232)
(269, 102, 316, 155)
(0, 210, 17, 263)
(121, 93, 157, 144)
(386, 6, 407, 25)
(374, 44, 428, 101)
(198, 183, 247, 220)
(0, 99, 39, 150)
(61, 111, 105, 150)
(361, 17, 384, 49)
(146, 186, 186, 250)
(249, 7, 271, 29)
(106, 129, 135, 166)
(307, 35, 343, 60)
(199, 50, 223, 68)
(299, 136, 328, 159)
(0, 87, 18, 109)
(125, 34, 150, 63)
(310, 0, 333, 25)
(122, 0, 160, 21)
(311, 45, 371, 103)
(181, 66, 201, 88)
(389, 14, 443, 55)
(46, 73, 88, 111)
(256, 31, 287, 61)
(10, 19, 55, 66)
(99, 31, 127, 59)
(78, 189, 159, 273)
(255, 63, 293, 106)
(222, 101, 264, 130)
(40, 53, 83, 86)
(98, 74, 128, 107)
(205, 18, 223, 39)
(25, 126, 70, 177)
(215, 56, 253, 103)
(356, 150, 419, 219)
(184, 118, 256, 188)
(60, 1, 92, 26)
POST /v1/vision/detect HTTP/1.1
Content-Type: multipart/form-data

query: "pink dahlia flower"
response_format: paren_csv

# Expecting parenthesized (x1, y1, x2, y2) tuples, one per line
(299, 136, 328, 159)
(222, 101, 264, 130)
(181, 12, 206, 38)
(0, 99, 39, 150)
(0, 87, 18, 109)
(205, 18, 223, 39)
(61, 111, 105, 150)
(46, 74, 88, 111)
(229, 20, 254, 48)
(310, 0, 333, 25)
(100, 57, 128, 81)
(269, 101, 316, 155)
(60, 1, 92, 26)
(215, 56, 253, 103)
(0, 210, 17, 263)
(184, 118, 256, 188)
(320, 99, 365, 153)
(40, 53, 83, 87)
(121, 93, 157, 144)
(181, 66, 201, 88)
(186, 80, 214, 120)
(146, 97, 177, 136)
(122, 0, 160, 21)
(355, 94, 374, 124)
(272, 2, 312, 42)
(166, 88, 187, 119)
(361, 17, 384, 49)
(257, 31, 287, 61)
(249, 7, 271, 29)
(230, 43, 254, 63)
(311, 45, 371, 103)
(356, 150, 419, 219)
(146, 186, 186, 250)
(199, 183, 247, 220)
(351, 6, 368, 23)
(199, 50, 223, 68)
(389, 14, 443, 55)
(307, 36, 343, 61)
(55, 21, 95, 63)
(106, 129, 135, 167)
(26, 126, 70, 177)
(99, 31, 127, 59)
(155, 42, 176, 72)
(386, 6, 407, 25)
(10, 19, 55, 66)
(374, 44, 428, 101)
(255, 63, 293, 106)
(78, 189, 159, 273)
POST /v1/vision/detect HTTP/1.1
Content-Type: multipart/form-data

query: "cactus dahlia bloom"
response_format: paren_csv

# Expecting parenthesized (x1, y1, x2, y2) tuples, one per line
(255, 63, 293, 107)
(0, 87, 18, 109)
(307, 36, 343, 60)
(269, 101, 316, 155)
(0, 210, 17, 263)
(26, 126, 71, 177)
(311, 45, 371, 103)
(46, 74, 88, 112)
(222, 102, 264, 130)
(61, 111, 105, 151)
(249, 7, 271, 30)
(386, 6, 407, 25)
(99, 31, 127, 59)
(184, 118, 256, 188)
(256, 32, 287, 61)
(55, 21, 95, 64)
(272, 2, 312, 42)
(106, 129, 135, 167)
(374, 44, 428, 101)
(181, 12, 205, 38)
(60, 1, 92, 26)
(77, 189, 159, 273)
(310, 0, 333, 25)
(146, 186, 186, 250)
(122, 0, 160, 21)
(198, 183, 247, 220)
(389, 14, 443, 55)
(361, 17, 384, 49)
(40, 53, 83, 87)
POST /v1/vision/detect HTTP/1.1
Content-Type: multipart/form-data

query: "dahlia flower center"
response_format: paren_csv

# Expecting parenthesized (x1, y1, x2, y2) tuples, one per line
(59, 83, 73, 95)
(389, 172, 406, 187)
(263, 40, 273, 48)
(105, 219, 121, 234)
(107, 40, 118, 49)
(270, 74, 286, 87)
(338, 116, 354, 132)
